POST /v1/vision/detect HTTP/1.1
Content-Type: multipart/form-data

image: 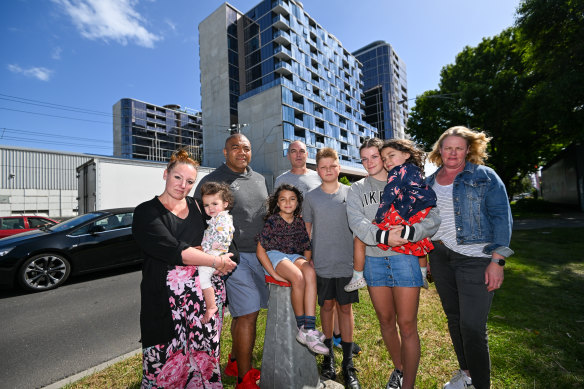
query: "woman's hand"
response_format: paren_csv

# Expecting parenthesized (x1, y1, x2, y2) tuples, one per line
(485, 261, 504, 292)
(386, 227, 408, 247)
(214, 253, 237, 276)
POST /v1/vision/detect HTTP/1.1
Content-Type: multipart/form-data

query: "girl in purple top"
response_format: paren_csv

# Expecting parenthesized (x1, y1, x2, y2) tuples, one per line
(256, 184, 328, 355)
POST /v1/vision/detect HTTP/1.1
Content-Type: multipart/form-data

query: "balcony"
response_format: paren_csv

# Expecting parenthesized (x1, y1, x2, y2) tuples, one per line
(273, 30, 291, 45)
(274, 61, 293, 76)
(272, 14, 290, 30)
(272, 0, 290, 16)
(274, 45, 292, 60)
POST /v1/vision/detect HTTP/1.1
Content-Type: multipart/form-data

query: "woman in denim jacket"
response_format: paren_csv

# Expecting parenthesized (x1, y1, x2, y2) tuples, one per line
(425, 126, 513, 389)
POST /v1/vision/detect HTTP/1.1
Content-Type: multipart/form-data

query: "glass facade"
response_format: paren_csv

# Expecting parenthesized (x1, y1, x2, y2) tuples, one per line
(353, 41, 408, 140)
(226, 6, 240, 123)
(113, 98, 203, 162)
(225, 0, 378, 169)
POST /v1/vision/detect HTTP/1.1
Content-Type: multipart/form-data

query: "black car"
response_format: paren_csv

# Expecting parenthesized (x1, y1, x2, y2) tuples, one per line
(0, 208, 141, 292)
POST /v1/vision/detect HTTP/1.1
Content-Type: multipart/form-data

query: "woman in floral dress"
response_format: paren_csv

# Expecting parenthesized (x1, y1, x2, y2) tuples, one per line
(132, 149, 237, 388)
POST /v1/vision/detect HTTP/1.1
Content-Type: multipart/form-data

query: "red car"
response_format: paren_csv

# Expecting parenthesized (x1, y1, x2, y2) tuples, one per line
(0, 216, 59, 238)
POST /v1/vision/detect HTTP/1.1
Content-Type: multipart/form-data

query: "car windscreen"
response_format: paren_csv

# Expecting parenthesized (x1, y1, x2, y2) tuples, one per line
(49, 213, 104, 232)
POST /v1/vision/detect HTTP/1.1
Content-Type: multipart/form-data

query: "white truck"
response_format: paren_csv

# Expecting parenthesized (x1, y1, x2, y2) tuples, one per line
(77, 157, 213, 213)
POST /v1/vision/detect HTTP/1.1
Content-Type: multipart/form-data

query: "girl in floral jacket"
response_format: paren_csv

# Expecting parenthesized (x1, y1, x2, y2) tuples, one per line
(198, 182, 235, 324)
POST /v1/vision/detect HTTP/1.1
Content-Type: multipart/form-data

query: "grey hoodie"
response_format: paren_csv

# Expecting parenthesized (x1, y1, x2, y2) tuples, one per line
(347, 175, 441, 257)
(194, 163, 268, 253)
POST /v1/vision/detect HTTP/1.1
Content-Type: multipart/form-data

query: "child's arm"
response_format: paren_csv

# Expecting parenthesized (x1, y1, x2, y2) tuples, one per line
(256, 241, 287, 283)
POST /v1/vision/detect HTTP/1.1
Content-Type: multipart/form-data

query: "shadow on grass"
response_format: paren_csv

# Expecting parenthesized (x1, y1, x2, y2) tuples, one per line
(489, 228, 584, 388)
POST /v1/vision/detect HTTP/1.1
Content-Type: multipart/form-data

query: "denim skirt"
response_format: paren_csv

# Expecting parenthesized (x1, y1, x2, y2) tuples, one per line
(364, 254, 423, 287)
(264, 250, 305, 275)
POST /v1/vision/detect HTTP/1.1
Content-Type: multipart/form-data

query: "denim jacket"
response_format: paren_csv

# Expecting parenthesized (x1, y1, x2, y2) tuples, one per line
(426, 162, 514, 258)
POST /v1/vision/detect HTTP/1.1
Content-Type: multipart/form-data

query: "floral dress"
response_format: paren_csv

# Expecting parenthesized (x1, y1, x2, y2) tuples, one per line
(141, 267, 226, 388)
(133, 197, 227, 389)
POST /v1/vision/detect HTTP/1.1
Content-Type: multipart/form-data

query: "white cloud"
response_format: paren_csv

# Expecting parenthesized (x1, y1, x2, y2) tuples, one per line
(165, 19, 176, 32)
(52, 46, 63, 60)
(52, 0, 161, 48)
(7, 64, 53, 81)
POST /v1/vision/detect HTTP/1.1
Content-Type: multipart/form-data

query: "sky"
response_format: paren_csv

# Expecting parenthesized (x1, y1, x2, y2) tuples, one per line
(0, 0, 521, 157)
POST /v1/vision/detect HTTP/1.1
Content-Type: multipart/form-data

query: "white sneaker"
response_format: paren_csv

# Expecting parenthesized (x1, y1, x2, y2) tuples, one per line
(344, 276, 367, 292)
(443, 369, 474, 389)
(422, 276, 429, 289)
(296, 327, 329, 354)
(314, 328, 325, 342)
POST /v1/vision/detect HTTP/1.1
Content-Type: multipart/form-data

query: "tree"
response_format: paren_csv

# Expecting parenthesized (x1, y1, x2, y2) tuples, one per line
(516, 0, 584, 142)
(407, 0, 584, 196)
(408, 29, 538, 192)
(339, 176, 351, 186)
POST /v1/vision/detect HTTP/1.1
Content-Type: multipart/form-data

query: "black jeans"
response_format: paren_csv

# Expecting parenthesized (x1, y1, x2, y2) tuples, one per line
(430, 242, 493, 389)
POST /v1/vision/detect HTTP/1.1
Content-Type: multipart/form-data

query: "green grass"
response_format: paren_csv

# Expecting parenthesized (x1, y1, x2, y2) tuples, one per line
(65, 227, 584, 388)
(510, 198, 580, 219)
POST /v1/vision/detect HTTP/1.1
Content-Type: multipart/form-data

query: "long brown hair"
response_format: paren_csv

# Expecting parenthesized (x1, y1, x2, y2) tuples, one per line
(265, 184, 303, 220)
(382, 139, 426, 171)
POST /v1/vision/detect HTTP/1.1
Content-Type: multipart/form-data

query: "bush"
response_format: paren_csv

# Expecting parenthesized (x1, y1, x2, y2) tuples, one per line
(511, 198, 578, 215)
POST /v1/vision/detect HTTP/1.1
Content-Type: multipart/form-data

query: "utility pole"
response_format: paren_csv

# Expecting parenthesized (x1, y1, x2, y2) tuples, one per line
(230, 123, 248, 134)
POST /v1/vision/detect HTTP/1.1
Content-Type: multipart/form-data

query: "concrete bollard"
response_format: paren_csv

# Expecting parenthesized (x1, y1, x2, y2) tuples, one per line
(260, 276, 321, 389)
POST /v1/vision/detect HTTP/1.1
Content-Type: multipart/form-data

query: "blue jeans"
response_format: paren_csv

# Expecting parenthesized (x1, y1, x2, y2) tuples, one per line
(430, 242, 493, 389)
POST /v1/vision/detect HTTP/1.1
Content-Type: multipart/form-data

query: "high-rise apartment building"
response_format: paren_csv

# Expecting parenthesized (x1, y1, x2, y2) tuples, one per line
(353, 41, 408, 140)
(113, 98, 203, 162)
(199, 0, 378, 182)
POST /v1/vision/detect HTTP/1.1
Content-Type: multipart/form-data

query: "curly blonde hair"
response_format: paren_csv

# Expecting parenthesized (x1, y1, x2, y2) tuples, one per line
(428, 126, 491, 166)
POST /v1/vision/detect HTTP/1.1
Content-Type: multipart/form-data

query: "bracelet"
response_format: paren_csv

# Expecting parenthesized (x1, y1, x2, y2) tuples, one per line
(211, 256, 217, 269)
(220, 256, 225, 270)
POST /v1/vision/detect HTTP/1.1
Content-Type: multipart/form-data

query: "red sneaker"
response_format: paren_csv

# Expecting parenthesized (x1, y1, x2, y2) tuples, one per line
(224, 353, 238, 377)
(235, 368, 261, 388)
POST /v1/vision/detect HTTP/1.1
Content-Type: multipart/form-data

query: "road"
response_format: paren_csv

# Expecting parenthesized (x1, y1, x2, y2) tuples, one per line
(0, 265, 142, 389)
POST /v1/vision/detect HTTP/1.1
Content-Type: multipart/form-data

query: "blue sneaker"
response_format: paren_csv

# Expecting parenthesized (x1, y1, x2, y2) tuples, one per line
(333, 334, 362, 355)
(333, 333, 342, 348)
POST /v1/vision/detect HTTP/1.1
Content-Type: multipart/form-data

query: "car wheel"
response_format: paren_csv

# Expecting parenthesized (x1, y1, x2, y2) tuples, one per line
(18, 253, 71, 292)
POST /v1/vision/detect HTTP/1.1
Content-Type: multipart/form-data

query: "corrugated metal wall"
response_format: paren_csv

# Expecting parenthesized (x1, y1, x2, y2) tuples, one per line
(0, 146, 92, 190)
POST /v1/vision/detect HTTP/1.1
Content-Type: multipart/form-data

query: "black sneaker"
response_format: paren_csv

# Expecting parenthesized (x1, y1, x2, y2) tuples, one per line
(320, 356, 336, 380)
(352, 342, 362, 356)
(342, 364, 361, 389)
(321, 339, 336, 380)
(386, 368, 403, 389)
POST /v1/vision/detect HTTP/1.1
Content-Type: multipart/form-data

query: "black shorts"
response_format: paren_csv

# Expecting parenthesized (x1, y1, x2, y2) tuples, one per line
(316, 275, 359, 306)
